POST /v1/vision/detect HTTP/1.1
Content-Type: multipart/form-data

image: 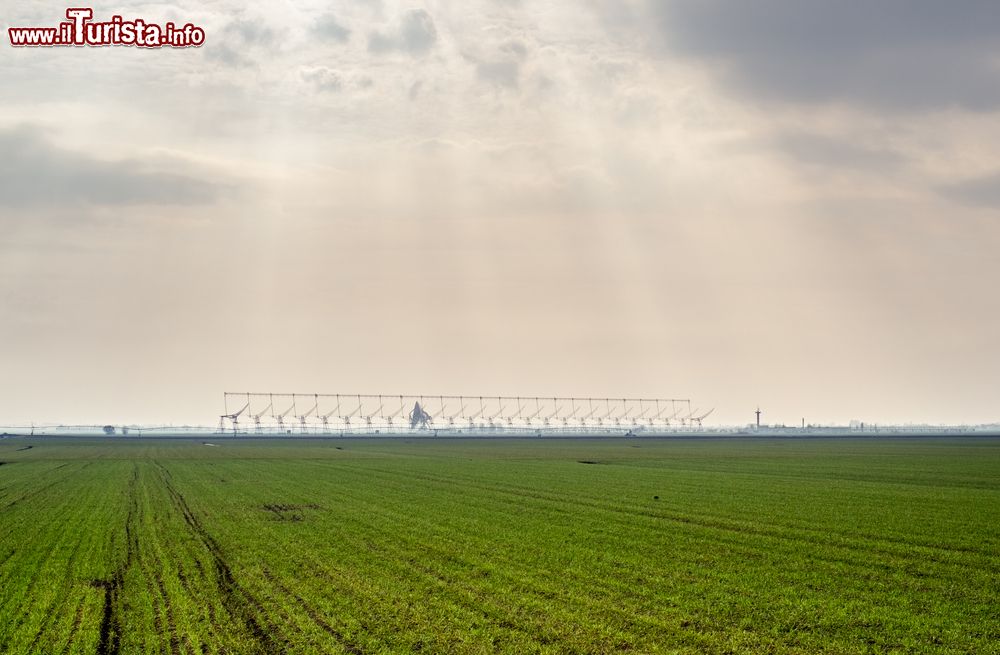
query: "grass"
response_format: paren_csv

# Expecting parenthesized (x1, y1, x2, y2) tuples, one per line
(0, 436, 997, 653)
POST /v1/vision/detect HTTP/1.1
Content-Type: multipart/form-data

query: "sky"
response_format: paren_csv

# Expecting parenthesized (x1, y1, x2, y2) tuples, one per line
(1, 1, 999, 427)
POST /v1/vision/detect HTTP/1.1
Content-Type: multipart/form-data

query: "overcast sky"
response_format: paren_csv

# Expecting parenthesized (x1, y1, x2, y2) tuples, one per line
(2, 1, 999, 427)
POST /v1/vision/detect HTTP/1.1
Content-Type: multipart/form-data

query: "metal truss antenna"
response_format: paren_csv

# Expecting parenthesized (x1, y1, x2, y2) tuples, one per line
(222, 393, 707, 435)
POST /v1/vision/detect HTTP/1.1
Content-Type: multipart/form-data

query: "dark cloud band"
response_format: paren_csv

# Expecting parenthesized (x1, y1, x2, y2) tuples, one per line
(651, 0, 1000, 110)
(0, 126, 217, 208)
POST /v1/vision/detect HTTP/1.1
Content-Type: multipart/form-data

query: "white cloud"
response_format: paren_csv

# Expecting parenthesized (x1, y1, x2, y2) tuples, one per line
(368, 9, 437, 56)
(300, 66, 343, 93)
(312, 13, 351, 43)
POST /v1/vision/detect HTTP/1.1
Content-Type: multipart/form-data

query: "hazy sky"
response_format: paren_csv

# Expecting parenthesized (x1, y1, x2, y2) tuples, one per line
(2, 1, 999, 427)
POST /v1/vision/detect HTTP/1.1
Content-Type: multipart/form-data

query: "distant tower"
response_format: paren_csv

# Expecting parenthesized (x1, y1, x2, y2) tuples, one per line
(755, 407, 761, 429)
(409, 402, 432, 430)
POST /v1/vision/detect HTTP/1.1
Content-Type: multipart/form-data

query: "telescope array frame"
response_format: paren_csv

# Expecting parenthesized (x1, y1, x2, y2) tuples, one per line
(219, 393, 712, 435)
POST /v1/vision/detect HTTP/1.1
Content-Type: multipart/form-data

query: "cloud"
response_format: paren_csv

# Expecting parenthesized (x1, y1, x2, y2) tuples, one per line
(204, 43, 255, 68)
(205, 17, 279, 67)
(941, 173, 1000, 208)
(456, 38, 530, 91)
(476, 60, 520, 88)
(775, 132, 904, 170)
(500, 40, 528, 58)
(472, 40, 528, 89)
(301, 66, 343, 93)
(313, 13, 350, 43)
(224, 18, 277, 46)
(368, 9, 437, 56)
(650, 1, 1000, 110)
(0, 126, 217, 209)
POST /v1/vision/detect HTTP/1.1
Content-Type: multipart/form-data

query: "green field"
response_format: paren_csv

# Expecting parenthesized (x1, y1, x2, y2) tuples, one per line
(0, 437, 997, 654)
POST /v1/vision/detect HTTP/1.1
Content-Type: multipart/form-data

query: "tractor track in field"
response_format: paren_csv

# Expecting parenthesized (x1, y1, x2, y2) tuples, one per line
(154, 462, 283, 654)
(355, 463, 1000, 567)
(93, 465, 188, 655)
(145, 545, 181, 654)
(5, 472, 71, 509)
(4, 462, 87, 511)
(96, 465, 140, 654)
(6, 471, 107, 642)
(27, 510, 91, 655)
(96, 464, 139, 655)
(60, 597, 86, 655)
(175, 559, 225, 647)
(260, 567, 367, 655)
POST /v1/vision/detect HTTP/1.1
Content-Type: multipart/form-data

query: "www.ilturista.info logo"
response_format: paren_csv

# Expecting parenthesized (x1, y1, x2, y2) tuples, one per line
(8, 8, 205, 48)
